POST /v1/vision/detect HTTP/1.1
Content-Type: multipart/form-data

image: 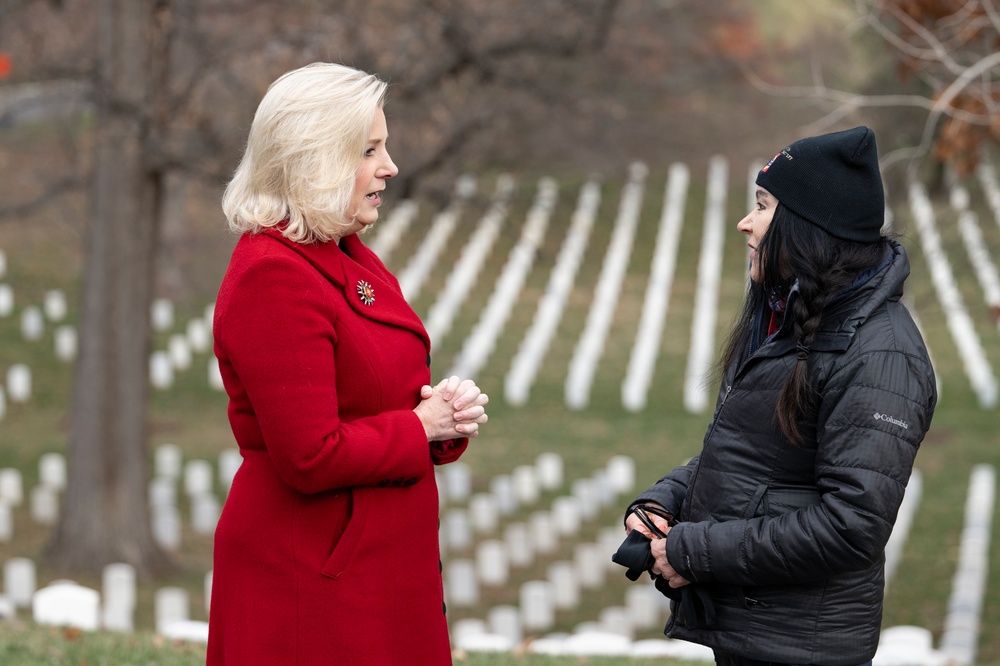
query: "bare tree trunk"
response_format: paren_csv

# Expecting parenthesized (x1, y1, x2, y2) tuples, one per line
(44, 0, 173, 577)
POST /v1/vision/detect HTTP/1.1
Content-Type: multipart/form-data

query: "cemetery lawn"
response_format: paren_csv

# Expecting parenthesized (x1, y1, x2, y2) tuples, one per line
(0, 620, 715, 666)
(0, 620, 207, 665)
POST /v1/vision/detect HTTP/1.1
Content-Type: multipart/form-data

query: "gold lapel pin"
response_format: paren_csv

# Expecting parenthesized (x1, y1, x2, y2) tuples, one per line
(356, 280, 375, 306)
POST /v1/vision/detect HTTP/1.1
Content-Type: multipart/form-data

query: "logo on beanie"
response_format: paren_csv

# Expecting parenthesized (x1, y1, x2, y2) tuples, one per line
(761, 148, 793, 173)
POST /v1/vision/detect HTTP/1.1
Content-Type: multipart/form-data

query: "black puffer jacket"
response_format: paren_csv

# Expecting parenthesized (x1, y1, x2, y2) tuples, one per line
(631, 240, 936, 665)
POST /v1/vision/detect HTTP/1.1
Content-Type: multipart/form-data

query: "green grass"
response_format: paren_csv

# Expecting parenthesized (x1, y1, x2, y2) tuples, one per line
(0, 156, 999, 662)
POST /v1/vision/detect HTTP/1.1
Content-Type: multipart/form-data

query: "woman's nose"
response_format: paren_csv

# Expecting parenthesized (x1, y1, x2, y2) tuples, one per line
(736, 211, 752, 233)
(380, 154, 398, 179)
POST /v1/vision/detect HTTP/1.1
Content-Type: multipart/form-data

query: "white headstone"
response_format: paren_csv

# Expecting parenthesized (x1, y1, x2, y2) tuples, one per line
(547, 561, 580, 609)
(487, 605, 523, 646)
(529, 510, 557, 555)
(599, 527, 626, 573)
(150, 351, 174, 389)
(564, 630, 631, 656)
(151, 298, 174, 332)
(520, 580, 555, 632)
(444, 508, 472, 551)
(455, 632, 513, 653)
(435, 470, 447, 506)
(186, 318, 211, 353)
(607, 455, 636, 494)
(624, 584, 661, 630)
(29, 485, 59, 524)
(0, 468, 23, 506)
(468, 493, 499, 534)
(152, 504, 181, 551)
(155, 444, 183, 479)
(191, 493, 220, 534)
(490, 474, 517, 516)
(591, 470, 616, 508)
(571, 478, 600, 520)
(218, 449, 242, 491)
(575, 542, 606, 589)
(160, 619, 210, 643)
(513, 465, 540, 505)
(551, 496, 581, 537)
(208, 356, 225, 391)
(475, 540, 509, 587)
(53, 325, 77, 361)
(154, 586, 189, 633)
(39, 452, 67, 491)
(149, 476, 177, 507)
(504, 522, 534, 567)
(445, 559, 478, 607)
(0, 594, 14, 620)
(33, 581, 100, 631)
(536, 452, 563, 490)
(598, 606, 632, 638)
(43, 290, 67, 322)
(204, 570, 213, 613)
(444, 463, 472, 503)
(168, 334, 192, 371)
(0, 501, 11, 542)
(183, 459, 213, 496)
(0, 284, 13, 317)
(20, 306, 44, 341)
(451, 618, 489, 647)
(7, 364, 31, 403)
(4, 557, 36, 607)
(102, 563, 136, 632)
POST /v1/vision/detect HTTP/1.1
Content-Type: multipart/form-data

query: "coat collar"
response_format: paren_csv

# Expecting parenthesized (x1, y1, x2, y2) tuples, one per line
(755, 240, 907, 358)
(262, 229, 430, 350)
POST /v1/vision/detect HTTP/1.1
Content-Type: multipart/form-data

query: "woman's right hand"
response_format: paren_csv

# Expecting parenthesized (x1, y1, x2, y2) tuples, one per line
(414, 376, 489, 441)
(625, 502, 671, 538)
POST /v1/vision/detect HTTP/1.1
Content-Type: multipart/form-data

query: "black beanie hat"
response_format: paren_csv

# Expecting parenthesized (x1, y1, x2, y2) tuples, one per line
(755, 126, 885, 243)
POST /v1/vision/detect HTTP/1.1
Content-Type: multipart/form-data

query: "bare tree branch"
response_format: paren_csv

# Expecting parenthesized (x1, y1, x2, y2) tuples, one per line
(0, 175, 83, 218)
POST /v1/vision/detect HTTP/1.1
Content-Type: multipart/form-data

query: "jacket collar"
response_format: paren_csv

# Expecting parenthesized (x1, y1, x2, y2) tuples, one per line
(262, 229, 430, 350)
(758, 240, 907, 357)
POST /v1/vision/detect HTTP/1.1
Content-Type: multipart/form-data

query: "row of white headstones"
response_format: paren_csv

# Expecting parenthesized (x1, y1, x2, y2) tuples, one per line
(0, 162, 997, 658)
(442, 462, 995, 666)
(2, 159, 999, 418)
(0, 443, 238, 643)
(371, 160, 1000, 415)
(0, 443, 991, 664)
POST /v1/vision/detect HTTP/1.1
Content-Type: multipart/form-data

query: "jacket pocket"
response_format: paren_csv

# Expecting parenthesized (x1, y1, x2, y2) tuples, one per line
(321, 488, 370, 580)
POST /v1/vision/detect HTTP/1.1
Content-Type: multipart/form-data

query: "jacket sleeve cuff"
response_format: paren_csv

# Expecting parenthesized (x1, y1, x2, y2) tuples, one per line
(431, 438, 469, 465)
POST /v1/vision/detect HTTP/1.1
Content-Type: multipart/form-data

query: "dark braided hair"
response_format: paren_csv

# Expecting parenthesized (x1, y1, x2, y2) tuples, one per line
(719, 204, 889, 445)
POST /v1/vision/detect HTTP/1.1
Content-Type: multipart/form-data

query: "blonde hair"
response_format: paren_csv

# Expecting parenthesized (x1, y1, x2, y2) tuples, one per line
(222, 62, 388, 243)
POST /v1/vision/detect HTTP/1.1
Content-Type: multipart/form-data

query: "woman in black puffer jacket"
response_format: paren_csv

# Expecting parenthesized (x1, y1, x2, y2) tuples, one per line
(623, 126, 936, 666)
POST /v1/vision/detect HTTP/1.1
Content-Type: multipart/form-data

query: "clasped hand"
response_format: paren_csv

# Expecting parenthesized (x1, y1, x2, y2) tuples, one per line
(625, 504, 691, 589)
(414, 375, 489, 441)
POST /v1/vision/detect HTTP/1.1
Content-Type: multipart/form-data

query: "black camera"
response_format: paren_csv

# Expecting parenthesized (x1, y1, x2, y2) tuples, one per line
(611, 504, 675, 581)
(611, 529, 657, 581)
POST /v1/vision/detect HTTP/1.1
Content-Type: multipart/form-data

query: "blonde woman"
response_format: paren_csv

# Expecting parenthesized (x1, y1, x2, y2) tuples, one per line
(208, 63, 488, 665)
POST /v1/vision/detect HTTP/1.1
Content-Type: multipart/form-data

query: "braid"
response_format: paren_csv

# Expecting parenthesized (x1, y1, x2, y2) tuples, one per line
(777, 269, 824, 444)
(761, 205, 889, 445)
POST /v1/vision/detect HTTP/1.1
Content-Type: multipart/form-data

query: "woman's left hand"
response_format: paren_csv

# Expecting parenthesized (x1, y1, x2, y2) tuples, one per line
(650, 535, 691, 588)
(420, 376, 489, 437)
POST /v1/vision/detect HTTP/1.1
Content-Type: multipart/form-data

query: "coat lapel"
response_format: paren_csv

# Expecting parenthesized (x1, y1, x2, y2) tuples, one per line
(263, 230, 430, 349)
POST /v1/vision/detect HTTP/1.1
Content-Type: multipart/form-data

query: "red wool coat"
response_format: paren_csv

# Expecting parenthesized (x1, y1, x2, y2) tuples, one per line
(207, 229, 467, 665)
